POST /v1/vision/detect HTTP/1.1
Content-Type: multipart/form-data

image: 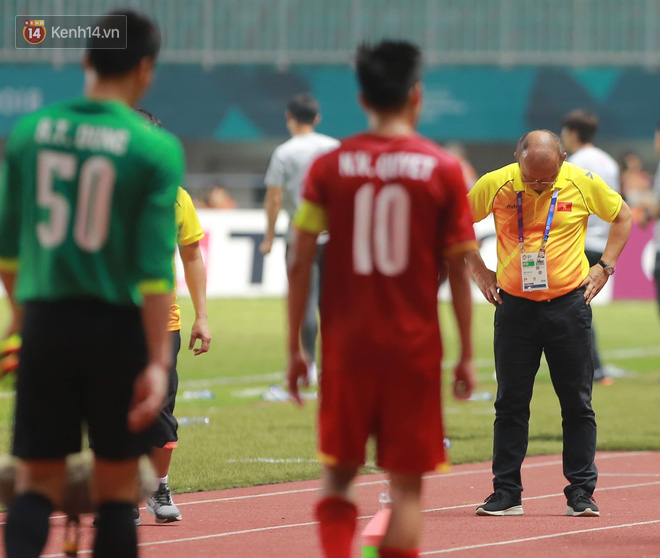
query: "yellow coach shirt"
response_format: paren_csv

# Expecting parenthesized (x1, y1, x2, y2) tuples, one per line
(468, 162, 622, 301)
(169, 187, 205, 331)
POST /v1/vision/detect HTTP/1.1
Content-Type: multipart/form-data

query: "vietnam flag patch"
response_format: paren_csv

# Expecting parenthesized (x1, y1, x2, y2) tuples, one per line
(557, 201, 572, 212)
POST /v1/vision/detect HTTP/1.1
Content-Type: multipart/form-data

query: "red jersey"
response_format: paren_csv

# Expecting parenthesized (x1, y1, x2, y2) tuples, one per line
(300, 132, 477, 374)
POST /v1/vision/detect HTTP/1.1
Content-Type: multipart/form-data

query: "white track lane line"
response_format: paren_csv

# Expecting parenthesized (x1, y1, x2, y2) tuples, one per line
(38, 478, 660, 556)
(2, 451, 647, 526)
(171, 451, 645, 507)
(419, 519, 660, 555)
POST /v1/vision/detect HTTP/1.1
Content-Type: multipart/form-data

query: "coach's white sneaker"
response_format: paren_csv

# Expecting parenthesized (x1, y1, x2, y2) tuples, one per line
(566, 491, 600, 517)
(146, 482, 182, 523)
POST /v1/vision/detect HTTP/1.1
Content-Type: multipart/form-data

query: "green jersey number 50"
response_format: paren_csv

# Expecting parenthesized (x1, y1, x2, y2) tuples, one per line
(37, 150, 115, 252)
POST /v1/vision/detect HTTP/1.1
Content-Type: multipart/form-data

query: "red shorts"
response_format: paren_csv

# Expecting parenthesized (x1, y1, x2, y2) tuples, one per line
(318, 364, 447, 475)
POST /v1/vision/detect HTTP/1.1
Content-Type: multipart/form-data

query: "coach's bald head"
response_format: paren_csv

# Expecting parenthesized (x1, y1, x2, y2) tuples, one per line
(515, 130, 567, 192)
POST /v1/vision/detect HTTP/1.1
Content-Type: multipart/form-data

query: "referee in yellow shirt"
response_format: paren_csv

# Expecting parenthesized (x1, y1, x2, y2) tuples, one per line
(466, 130, 632, 518)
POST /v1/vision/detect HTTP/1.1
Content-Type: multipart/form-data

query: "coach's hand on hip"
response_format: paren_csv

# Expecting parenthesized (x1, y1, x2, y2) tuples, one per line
(580, 265, 610, 305)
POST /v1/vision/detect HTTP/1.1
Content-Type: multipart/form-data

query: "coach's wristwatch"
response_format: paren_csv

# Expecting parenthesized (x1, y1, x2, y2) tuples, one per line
(597, 259, 615, 276)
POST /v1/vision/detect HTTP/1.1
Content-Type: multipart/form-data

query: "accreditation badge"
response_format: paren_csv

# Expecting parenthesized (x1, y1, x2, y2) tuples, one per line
(521, 252, 548, 291)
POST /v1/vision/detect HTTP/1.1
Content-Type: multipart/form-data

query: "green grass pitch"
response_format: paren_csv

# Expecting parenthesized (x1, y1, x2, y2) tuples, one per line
(0, 298, 657, 494)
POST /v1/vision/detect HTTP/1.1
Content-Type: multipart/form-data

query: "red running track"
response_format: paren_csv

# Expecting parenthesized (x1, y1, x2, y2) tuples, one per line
(1, 451, 658, 557)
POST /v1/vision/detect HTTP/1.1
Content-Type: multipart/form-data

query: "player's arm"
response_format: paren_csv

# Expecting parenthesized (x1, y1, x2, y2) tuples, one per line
(180, 241, 211, 355)
(178, 189, 211, 355)
(440, 159, 481, 400)
(445, 248, 477, 400)
(261, 148, 285, 255)
(129, 139, 183, 432)
(287, 200, 326, 406)
(260, 186, 283, 255)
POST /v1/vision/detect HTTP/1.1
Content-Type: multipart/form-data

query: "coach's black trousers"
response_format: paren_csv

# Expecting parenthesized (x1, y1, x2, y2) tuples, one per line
(492, 287, 598, 499)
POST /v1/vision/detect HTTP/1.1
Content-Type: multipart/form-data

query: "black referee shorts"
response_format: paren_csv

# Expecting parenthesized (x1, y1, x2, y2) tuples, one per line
(13, 298, 150, 461)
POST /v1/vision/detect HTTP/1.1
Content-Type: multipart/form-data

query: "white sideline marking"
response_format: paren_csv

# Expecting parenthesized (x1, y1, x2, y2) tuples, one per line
(179, 372, 282, 388)
(41, 520, 320, 557)
(419, 519, 660, 555)
(39, 479, 660, 557)
(600, 472, 660, 477)
(227, 458, 318, 464)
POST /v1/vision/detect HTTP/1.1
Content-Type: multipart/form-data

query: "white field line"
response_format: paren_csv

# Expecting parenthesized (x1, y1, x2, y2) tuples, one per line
(419, 519, 660, 555)
(599, 472, 660, 477)
(179, 372, 282, 388)
(39, 479, 660, 557)
(227, 458, 319, 464)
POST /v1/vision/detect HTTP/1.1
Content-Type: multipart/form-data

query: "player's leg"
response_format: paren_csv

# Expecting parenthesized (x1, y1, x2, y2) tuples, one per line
(301, 244, 322, 384)
(92, 458, 141, 558)
(147, 331, 182, 523)
(316, 464, 360, 558)
(379, 473, 423, 558)
(5, 300, 82, 558)
(85, 301, 150, 557)
(5, 461, 66, 558)
(376, 365, 443, 556)
(316, 361, 375, 557)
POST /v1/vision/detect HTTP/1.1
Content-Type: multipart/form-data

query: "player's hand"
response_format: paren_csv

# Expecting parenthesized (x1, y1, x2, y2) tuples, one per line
(580, 265, 608, 305)
(287, 350, 310, 407)
(452, 359, 476, 401)
(189, 317, 211, 356)
(128, 362, 168, 433)
(473, 268, 502, 306)
(259, 235, 274, 255)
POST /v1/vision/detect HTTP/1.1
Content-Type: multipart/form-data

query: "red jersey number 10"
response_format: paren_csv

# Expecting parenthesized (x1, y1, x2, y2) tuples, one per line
(353, 183, 410, 276)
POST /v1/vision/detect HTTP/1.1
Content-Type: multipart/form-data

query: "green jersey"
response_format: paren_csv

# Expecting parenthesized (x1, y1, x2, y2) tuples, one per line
(0, 97, 184, 306)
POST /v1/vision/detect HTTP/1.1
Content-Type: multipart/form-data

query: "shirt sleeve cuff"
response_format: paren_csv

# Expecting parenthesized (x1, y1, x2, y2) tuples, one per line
(0, 258, 19, 272)
(178, 231, 205, 246)
(443, 240, 479, 257)
(293, 200, 327, 234)
(138, 278, 173, 295)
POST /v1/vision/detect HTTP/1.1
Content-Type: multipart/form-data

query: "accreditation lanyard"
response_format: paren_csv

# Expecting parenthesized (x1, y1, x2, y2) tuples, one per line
(516, 188, 559, 263)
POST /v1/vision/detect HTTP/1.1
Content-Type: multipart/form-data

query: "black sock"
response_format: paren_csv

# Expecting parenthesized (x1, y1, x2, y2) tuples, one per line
(93, 502, 138, 558)
(4, 492, 53, 558)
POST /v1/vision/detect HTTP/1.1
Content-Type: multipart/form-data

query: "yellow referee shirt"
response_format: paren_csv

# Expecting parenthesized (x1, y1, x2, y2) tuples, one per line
(169, 187, 205, 331)
(468, 162, 622, 301)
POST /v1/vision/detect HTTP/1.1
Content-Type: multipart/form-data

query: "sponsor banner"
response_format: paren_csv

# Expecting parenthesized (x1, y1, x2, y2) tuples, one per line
(175, 209, 290, 298)
(612, 223, 655, 300)
(176, 210, 622, 303)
